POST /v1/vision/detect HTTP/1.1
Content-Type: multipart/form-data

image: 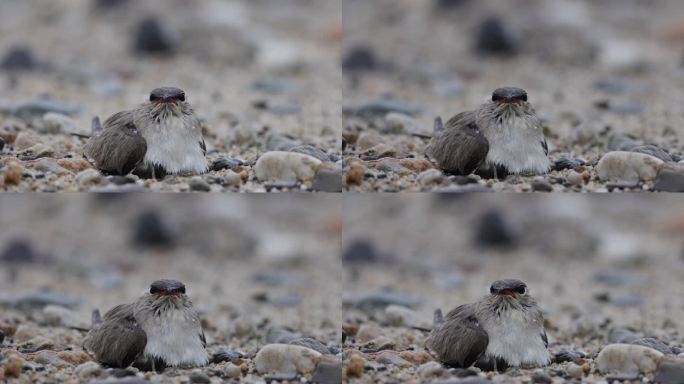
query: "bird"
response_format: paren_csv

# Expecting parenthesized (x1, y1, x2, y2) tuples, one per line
(84, 279, 209, 371)
(426, 279, 551, 371)
(426, 87, 550, 179)
(83, 87, 208, 179)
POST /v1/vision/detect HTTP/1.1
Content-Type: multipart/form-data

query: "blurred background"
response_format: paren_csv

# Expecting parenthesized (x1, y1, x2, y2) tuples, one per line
(0, 195, 341, 381)
(0, 0, 341, 192)
(342, 195, 684, 380)
(342, 0, 684, 192)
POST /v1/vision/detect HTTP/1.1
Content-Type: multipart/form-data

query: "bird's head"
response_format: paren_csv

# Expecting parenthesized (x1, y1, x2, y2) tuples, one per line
(489, 278, 529, 302)
(148, 86, 189, 118)
(149, 279, 187, 302)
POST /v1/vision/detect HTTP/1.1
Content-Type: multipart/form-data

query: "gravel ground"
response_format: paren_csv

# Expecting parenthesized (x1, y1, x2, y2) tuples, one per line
(0, 195, 342, 383)
(342, 0, 684, 192)
(342, 195, 684, 383)
(0, 0, 341, 192)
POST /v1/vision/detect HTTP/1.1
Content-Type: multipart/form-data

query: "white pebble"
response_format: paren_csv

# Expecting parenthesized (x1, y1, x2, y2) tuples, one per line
(596, 151, 663, 183)
(254, 344, 322, 375)
(254, 151, 322, 183)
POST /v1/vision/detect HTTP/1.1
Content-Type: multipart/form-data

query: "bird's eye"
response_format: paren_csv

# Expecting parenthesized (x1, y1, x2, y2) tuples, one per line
(492, 93, 502, 102)
(515, 286, 527, 294)
(177, 287, 186, 294)
(150, 286, 160, 294)
(520, 93, 528, 102)
(150, 94, 160, 102)
(178, 93, 185, 102)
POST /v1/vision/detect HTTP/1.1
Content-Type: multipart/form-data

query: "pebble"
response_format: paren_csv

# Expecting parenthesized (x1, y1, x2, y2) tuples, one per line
(132, 210, 175, 247)
(212, 350, 244, 364)
(14, 131, 41, 152)
(133, 16, 176, 55)
(566, 170, 586, 186)
(475, 209, 518, 248)
(57, 158, 92, 173)
(12, 99, 80, 119)
(211, 157, 243, 172)
(224, 364, 243, 379)
(595, 344, 663, 376)
(356, 131, 383, 152)
(312, 163, 342, 192)
(4, 354, 23, 378)
(345, 161, 365, 185)
(12, 291, 80, 310)
(42, 305, 89, 329)
(345, 100, 422, 118)
(35, 159, 73, 175)
(607, 134, 639, 151)
(13, 324, 41, 343)
(311, 359, 343, 384)
(553, 157, 586, 171)
(3, 160, 23, 185)
(356, 324, 384, 344)
(290, 145, 331, 162)
(531, 178, 553, 192)
(344, 352, 365, 378)
(654, 356, 684, 384)
(288, 337, 331, 355)
(653, 167, 684, 192)
(1, 46, 37, 71)
(223, 172, 242, 187)
(189, 178, 211, 192)
(385, 112, 430, 137)
(632, 337, 674, 355)
(75, 361, 103, 379)
(596, 151, 663, 183)
(384, 305, 430, 329)
(34, 351, 70, 367)
(265, 133, 301, 151)
(475, 16, 518, 56)
(566, 362, 587, 378)
(41, 112, 80, 135)
(76, 168, 104, 187)
(350, 291, 422, 311)
(530, 370, 552, 383)
(254, 344, 322, 376)
(418, 169, 447, 187)
(254, 151, 322, 184)
(417, 361, 446, 379)
(189, 372, 211, 383)
(607, 326, 642, 344)
(630, 145, 672, 162)
(0, 238, 42, 263)
(376, 351, 411, 367)
(342, 45, 378, 71)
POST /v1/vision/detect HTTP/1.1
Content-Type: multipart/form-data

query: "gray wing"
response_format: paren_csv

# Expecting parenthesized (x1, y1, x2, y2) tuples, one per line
(426, 303, 489, 368)
(83, 110, 147, 175)
(84, 304, 147, 368)
(426, 111, 489, 175)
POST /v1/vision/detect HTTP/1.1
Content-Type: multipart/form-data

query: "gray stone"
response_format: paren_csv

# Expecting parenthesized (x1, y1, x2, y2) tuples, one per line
(188, 372, 211, 384)
(311, 360, 342, 384)
(631, 145, 672, 162)
(607, 326, 643, 344)
(288, 337, 331, 355)
(632, 337, 674, 355)
(189, 178, 211, 192)
(289, 145, 331, 162)
(654, 356, 684, 384)
(312, 163, 342, 192)
(654, 167, 684, 192)
(531, 179, 553, 192)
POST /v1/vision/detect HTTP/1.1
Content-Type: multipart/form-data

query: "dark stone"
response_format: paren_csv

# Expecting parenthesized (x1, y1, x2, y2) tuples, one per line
(91, 378, 148, 384)
(311, 360, 343, 384)
(342, 45, 378, 72)
(607, 134, 638, 151)
(554, 350, 586, 363)
(264, 372, 298, 381)
(607, 326, 642, 344)
(654, 168, 684, 192)
(189, 372, 211, 384)
(531, 179, 553, 192)
(343, 239, 382, 263)
(1, 238, 39, 263)
(133, 17, 176, 55)
(312, 165, 342, 192)
(12, 291, 81, 310)
(531, 371, 553, 384)
(632, 337, 674, 355)
(266, 326, 299, 344)
(290, 145, 331, 162)
(344, 100, 422, 118)
(435, 0, 472, 9)
(475, 210, 517, 248)
(189, 179, 211, 192)
(212, 350, 244, 364)
(93, 0, 130, 9)
(553, 157, 585, 171)
(211, 158, 244, 172)
(654, 357, 684, 384)
(1, 46, 37, 71)
(474, 16, 518, 56)
(288, 337, 331, 355)
(351, 291, 421, 310)
(107, 368, 138, 378)
(630, 145, 672, 162)
(107, 175, 136, 185)
(132, 210, 174, 247)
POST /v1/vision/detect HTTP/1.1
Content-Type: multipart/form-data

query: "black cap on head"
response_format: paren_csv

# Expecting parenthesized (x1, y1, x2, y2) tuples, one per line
(491, 87, 527, 103)
(490, 278, 527, 295)
(150, 279, 186, 295)
(149, 86, 186, 103)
